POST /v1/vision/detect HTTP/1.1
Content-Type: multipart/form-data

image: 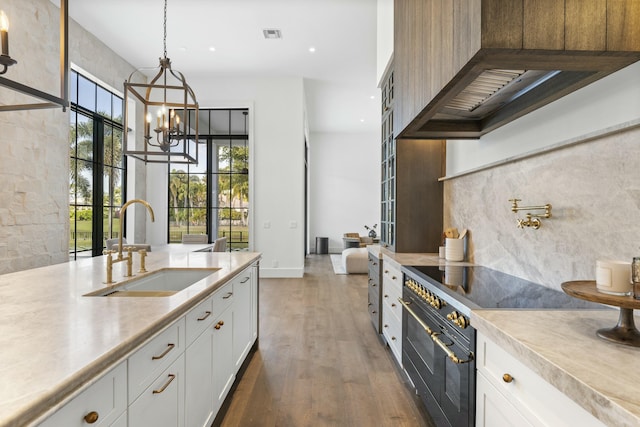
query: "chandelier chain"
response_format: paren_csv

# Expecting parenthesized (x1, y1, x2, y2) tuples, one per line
(163, 0, 167, 58)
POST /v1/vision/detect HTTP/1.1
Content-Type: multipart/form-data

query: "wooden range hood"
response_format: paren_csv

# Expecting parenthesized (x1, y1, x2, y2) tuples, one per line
(395, 0, 640, 140)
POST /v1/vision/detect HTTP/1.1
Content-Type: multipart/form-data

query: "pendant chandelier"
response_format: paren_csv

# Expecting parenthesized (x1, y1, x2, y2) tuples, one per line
(123, 0, 199, 164)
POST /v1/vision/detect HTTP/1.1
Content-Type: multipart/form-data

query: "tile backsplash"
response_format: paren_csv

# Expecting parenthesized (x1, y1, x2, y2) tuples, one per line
(444, 125, 640, 290)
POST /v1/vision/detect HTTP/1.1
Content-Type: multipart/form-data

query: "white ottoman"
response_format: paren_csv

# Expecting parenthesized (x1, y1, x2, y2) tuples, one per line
(342, 247, 368, 274)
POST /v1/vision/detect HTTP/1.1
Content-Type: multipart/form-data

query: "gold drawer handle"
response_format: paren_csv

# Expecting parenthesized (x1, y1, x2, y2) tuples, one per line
(222, 292, 233, 299)
(84, 411, 99, 424)
(240, 276, 250, 283)
(197, 311, 212, 321)
(152, 374, 176, 394)
(503, 373, 514, 383)
(214, 320, 225, 330)
(151, 343, 175, 360)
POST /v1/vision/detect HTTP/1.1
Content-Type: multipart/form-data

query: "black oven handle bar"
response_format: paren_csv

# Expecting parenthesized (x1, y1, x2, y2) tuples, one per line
(398, 298, 474, 365)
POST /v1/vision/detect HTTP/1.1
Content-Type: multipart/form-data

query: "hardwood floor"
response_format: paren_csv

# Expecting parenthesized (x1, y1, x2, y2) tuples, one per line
(218, 255, 434, 427)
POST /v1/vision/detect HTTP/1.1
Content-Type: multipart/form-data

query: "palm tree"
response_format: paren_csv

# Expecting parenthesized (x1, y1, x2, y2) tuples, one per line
(169, 170, 188, 226)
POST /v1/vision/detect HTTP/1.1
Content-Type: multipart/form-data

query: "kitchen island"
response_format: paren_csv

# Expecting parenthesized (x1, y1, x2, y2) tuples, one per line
(0, 249, 261, 427)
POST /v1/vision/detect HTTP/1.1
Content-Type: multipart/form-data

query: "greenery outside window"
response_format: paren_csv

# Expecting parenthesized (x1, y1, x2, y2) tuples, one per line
(168, 109, 249, 251)
(69, 69, 125, 260)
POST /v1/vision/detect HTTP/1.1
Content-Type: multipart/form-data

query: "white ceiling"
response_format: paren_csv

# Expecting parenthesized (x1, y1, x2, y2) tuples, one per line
(57, 0, 381, 134)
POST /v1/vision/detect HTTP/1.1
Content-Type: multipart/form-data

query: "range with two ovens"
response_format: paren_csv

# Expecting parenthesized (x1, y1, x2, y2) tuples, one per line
(399, 265, 602, 427)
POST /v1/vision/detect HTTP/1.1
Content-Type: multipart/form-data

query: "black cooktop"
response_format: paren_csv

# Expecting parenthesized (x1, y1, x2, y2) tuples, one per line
(403, 265, 605, 312)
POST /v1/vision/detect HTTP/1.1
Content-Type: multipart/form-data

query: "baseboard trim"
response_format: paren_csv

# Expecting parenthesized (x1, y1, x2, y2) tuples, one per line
(259, 267, 304, 278)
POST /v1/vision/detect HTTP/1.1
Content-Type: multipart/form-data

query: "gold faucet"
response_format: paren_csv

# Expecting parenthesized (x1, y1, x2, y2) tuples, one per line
(104, 199, 155, 283)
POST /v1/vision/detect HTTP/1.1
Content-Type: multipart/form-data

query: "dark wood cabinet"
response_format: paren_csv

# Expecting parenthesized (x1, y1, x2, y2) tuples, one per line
(380, 64, 444, 253)
(393, 0, 640, 139)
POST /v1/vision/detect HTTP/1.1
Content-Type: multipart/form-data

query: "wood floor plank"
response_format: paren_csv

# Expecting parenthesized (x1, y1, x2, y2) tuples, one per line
(218, 255, 433, 427)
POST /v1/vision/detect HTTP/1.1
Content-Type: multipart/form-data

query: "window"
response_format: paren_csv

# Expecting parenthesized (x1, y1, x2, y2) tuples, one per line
(69, 70, 125, 260)
(168, 109, 249, 251)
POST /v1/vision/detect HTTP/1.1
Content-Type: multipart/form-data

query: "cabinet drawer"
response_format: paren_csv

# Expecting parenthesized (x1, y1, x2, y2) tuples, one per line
(382, 305, 402, 365)
(476, 370, 533, 427)
(39, 361, 127, 427)
(368, 254, 380, 273)
(382, 262, 402, 290)
(382, 289, 402, 320)
(185, 295, 214, 346)
(129, 318, 185, 404)
(129, 353, 185, 427)
(212, 281, 234, 316)
(477, 333, 606, 427)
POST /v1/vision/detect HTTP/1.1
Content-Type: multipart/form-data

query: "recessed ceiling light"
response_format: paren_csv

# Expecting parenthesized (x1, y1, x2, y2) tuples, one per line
(370, 95, 375, 100)
(208, 46, 216, 52)
(263, 29, 282, 39)
(360, 118, 365, 123)
(308, 46, 316, 53)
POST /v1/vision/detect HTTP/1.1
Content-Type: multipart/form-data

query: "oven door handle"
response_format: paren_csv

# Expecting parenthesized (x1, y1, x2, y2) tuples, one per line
(398, 298, 474, 365)
(398, 298, 434, 335)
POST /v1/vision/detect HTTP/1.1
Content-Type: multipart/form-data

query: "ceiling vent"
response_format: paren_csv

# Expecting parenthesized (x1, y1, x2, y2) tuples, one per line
(263, 29, 282, 39)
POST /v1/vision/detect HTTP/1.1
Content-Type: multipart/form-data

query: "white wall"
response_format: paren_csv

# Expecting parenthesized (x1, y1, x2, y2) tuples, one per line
(376, 0, 394, 85)
(145, 76, 307, 278)
(309, 131, 380, 253)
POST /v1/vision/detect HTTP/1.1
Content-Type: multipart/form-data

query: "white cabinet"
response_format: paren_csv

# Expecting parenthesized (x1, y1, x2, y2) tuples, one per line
(185, 296, 215, 427)
(476, 370, 533, 427)
(38, 361, 127, 427)
(212, 306, 235, 412)
(128, 353, 185, 427)
(381, 260, 403, 365)
(476, 332, 606, 427)
(232, 266, 256, 371)
(128, 318, 185, 405)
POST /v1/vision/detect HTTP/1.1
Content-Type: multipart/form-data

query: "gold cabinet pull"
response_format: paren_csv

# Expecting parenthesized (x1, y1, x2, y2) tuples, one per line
(503, 373, 514, 383)
(83, 411, 99, 424)
(214, 320, 224, 330)
(152, 374, 176, 394)
(222, 292, 233, 299)
(197, 311, 212, 321)
(151, 343, 175, 360)
(240, 276, 250, 283)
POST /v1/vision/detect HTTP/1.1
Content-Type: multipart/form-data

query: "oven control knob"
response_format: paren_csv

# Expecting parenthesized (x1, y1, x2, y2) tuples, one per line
(447, 311, 468, 328)
(455, 316, 468, 328)
(430, 297, 443, 309)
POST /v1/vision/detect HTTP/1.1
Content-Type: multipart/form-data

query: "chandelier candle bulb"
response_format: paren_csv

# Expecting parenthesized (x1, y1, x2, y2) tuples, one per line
(0, 10, 8, 57)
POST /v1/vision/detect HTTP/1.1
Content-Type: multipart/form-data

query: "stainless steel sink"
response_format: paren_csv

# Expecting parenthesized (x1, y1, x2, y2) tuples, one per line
(85, 268, 221, 297)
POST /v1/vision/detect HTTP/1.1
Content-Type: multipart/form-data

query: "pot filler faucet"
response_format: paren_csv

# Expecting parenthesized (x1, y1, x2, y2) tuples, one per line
(104, 199, 155, 284)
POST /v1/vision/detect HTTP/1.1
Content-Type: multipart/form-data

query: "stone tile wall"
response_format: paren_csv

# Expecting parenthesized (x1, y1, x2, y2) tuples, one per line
(0, 0, 136, 274)
(444, 125, 640, 290)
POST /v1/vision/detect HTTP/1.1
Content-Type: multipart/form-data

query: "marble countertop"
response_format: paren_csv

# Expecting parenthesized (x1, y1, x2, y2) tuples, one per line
(473, 309, 640, 427)
(368, 245, 474, 269)
(0, 249, 261, 427)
